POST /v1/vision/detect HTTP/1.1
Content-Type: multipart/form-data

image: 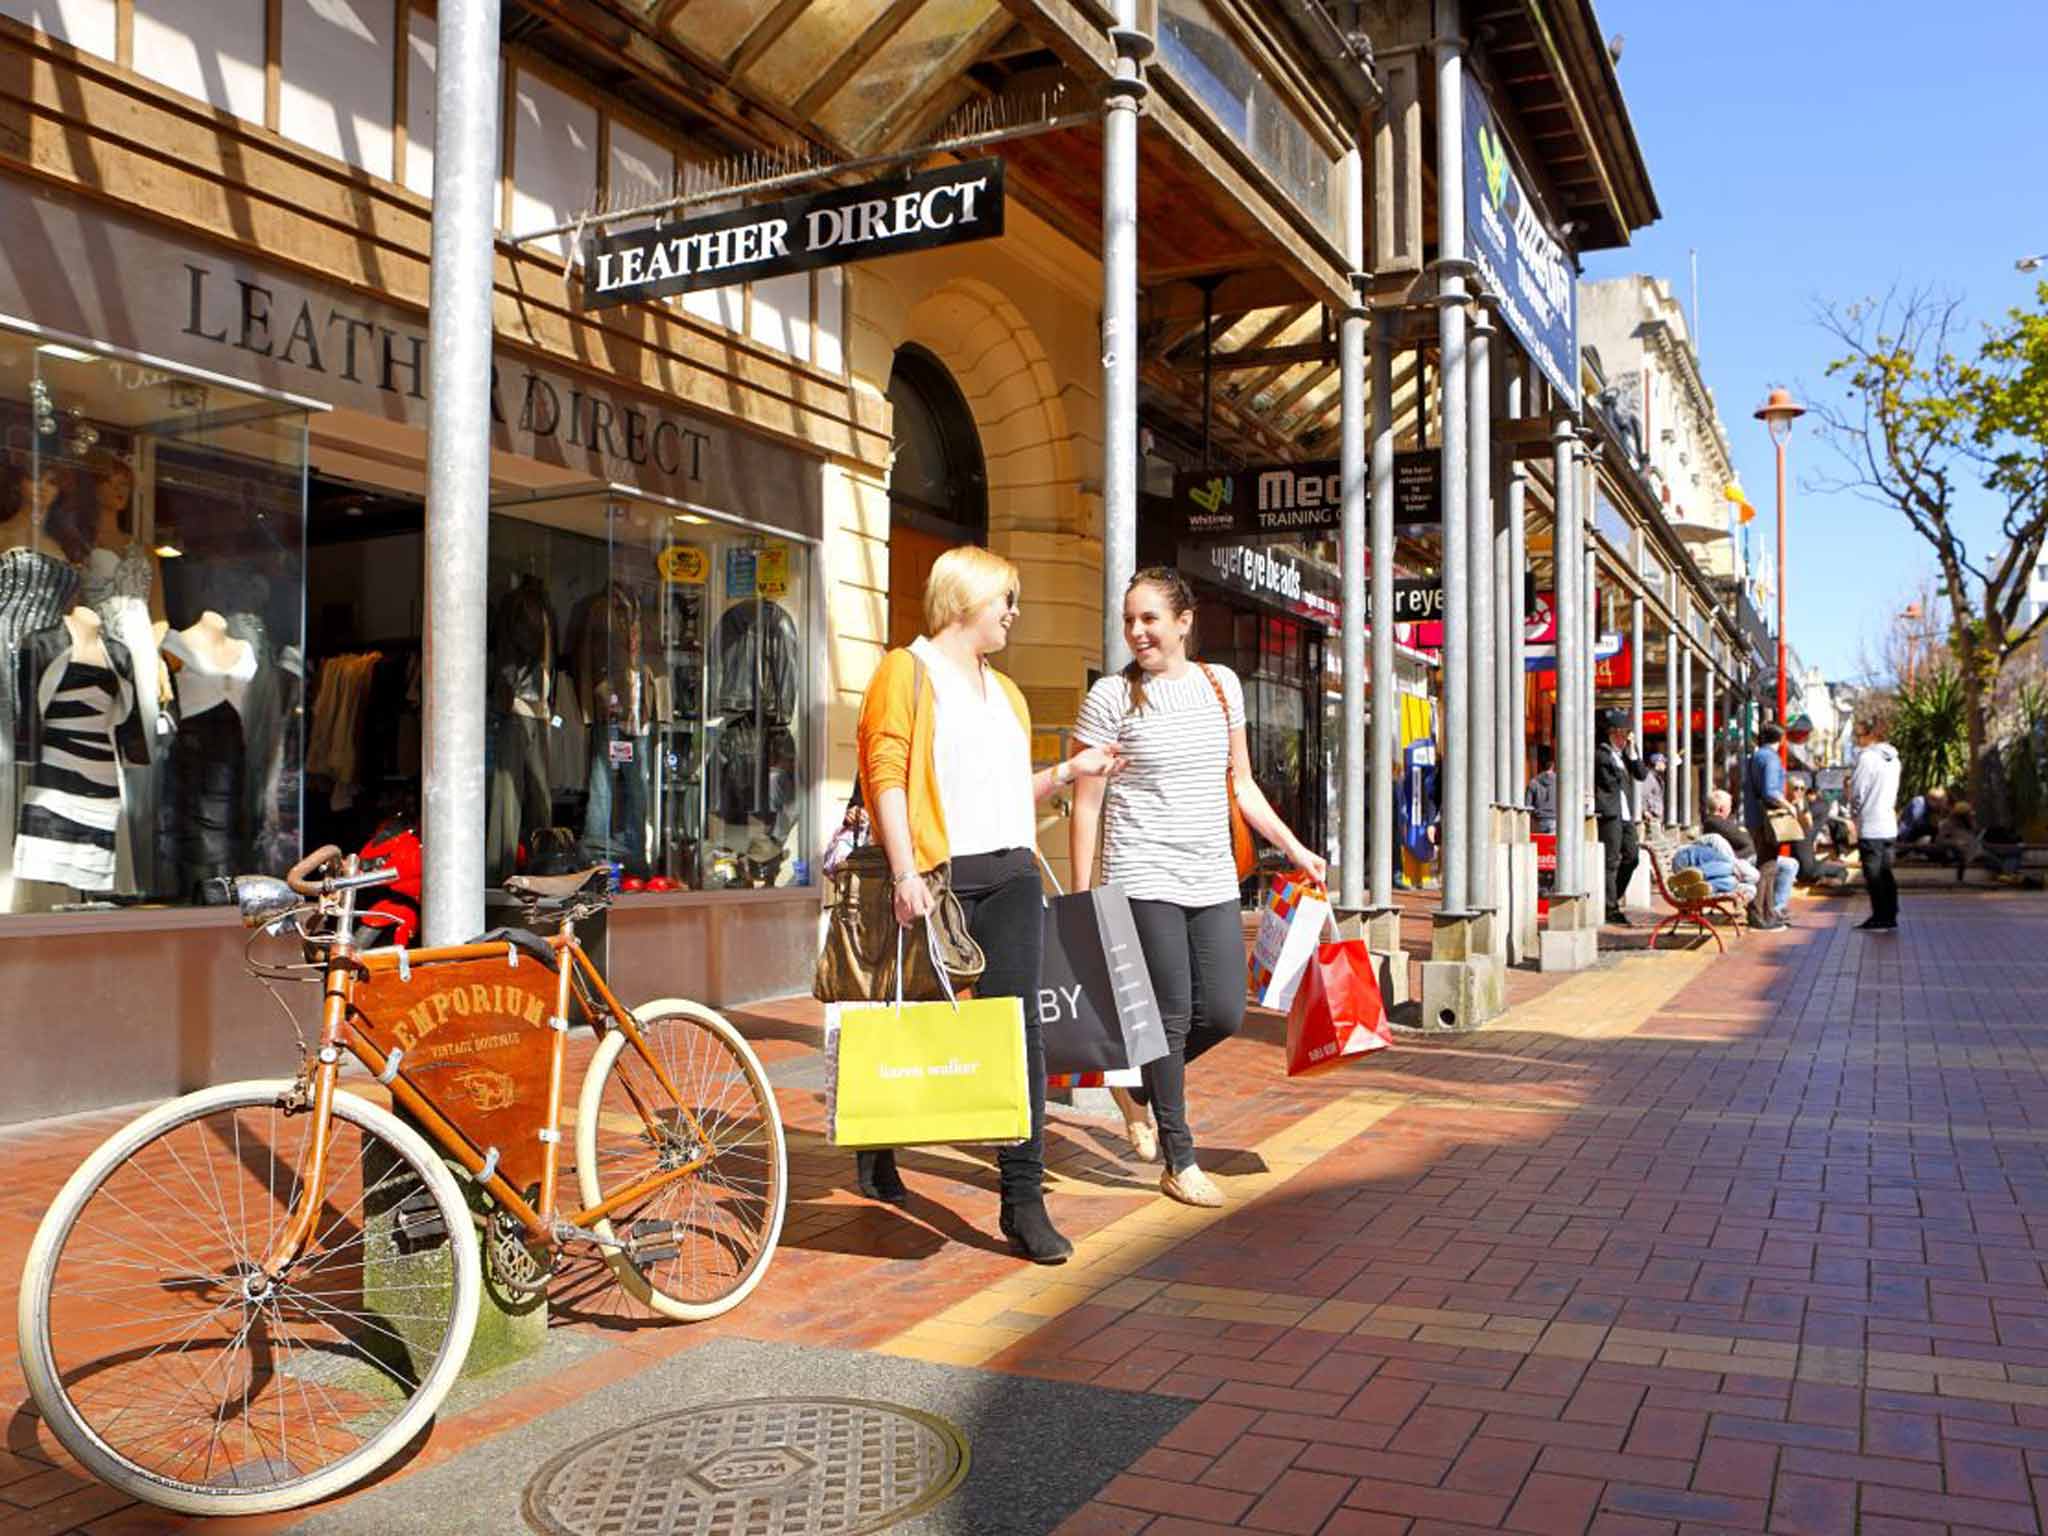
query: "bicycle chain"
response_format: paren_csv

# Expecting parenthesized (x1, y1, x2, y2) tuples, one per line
(486, 1207, 557, 1299)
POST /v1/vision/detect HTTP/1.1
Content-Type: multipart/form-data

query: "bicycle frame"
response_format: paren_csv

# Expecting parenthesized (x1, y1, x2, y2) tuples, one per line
(257, 875, 714, 1278)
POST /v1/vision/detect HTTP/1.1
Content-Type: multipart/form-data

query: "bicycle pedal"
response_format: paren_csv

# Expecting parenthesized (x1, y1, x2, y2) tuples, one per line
(393, 1188, 449, 1247)
(625, 1219, 681, 1263)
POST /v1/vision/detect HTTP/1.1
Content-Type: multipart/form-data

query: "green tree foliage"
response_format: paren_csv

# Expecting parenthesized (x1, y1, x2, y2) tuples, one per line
(1888, 666, 1970, 800)
(1815, 284, 2048, 801)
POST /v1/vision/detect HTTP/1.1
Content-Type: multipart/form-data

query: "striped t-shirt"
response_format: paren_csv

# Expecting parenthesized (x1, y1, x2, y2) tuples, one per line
(1074, 664, 1246, 908)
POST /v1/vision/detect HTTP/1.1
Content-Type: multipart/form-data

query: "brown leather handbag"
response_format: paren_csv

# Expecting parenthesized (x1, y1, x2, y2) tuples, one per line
(1197, 663, 1258, 880)
(813, 656, 986, 1003)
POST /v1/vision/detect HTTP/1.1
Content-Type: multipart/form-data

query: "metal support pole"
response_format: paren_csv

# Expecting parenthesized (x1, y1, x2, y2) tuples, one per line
(1630, 595, 1645, 819)
(1705, 664, 1718, 814)
(1551, 418, 1581, 899)
(1578, 448, 1598, 894)
(1434, 0, 1469, 913)
(1100, 14, 1150, 674)
(1466, 302, 1494, 907)
(1664, 618, 1680, 826)
(1506, 366, 1527, 804)
(421, 0, 502, 947)
(1369, 321, 1397, 909)
(1680, 642, 1695, 828)
(1339, 149, 1367, 912)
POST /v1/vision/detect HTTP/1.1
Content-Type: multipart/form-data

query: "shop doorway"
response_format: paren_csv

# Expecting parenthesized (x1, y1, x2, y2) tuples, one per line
(1196, 604, 1328, 880)
(885, 344, 985, 645)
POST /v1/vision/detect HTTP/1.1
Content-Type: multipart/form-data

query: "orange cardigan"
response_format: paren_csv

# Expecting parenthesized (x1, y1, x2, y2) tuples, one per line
(856, 647, 1033, 872)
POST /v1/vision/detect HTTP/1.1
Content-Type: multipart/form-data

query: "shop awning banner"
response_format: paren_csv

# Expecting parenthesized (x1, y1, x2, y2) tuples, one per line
(1174, 451, 1441, 539)
(1386, 571, 1536, 625)
(1524, 632, 1624, 673)
(585, 160, 1004, 310)
(1464, 75, 1578, 407)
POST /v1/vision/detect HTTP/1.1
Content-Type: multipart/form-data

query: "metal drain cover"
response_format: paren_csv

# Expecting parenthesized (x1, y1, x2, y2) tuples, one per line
(523, 1396, 969, 1536)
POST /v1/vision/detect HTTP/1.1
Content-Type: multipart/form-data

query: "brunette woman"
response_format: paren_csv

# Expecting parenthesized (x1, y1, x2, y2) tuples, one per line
(855, 545, 1119, 1261)
(1070, 568, 1325, 1207)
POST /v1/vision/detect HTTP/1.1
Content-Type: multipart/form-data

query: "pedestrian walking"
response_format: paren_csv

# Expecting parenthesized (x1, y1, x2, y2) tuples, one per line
(1743, 723, 1795, 930)
(1595, 709, 1648, 925)
(1069, 567, 1326, 1210)
(1849, 709, 1902, 930)
(1641, 753, 1667, 827)
(1526, 744, 1558, 834)
(853, 545, 1120, 1261)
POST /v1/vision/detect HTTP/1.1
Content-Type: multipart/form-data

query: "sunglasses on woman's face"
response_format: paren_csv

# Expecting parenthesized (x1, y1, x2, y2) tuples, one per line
(1003, 589, 1019, 612)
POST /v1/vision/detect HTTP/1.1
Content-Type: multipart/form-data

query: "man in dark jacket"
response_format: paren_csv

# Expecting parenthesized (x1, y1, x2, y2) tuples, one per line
(1595, 709, 1648, 924)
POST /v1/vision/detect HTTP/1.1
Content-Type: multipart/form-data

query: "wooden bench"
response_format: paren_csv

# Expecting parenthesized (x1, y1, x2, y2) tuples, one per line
(1646, 845, 1747, 954)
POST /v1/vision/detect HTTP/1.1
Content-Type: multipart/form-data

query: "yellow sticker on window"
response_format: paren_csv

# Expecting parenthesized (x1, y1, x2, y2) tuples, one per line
(658, 544, 708, 584)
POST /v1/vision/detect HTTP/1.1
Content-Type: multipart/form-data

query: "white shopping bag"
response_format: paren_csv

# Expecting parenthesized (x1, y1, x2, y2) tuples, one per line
(1247, 873, 1332, 1012)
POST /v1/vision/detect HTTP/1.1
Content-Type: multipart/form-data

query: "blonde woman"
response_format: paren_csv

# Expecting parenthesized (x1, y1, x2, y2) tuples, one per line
(855, 545, 1119, 1262)
(1071, 568, 1325, 1208)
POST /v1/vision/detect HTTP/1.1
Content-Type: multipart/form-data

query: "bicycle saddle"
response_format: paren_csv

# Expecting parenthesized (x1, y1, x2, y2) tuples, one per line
(504, 865, 611, 900)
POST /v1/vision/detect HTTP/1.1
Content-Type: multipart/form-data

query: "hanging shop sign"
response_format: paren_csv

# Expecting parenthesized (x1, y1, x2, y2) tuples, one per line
(1173, 450, 1441, 539)
(1402, 588, 1553, 651)
(1593, 638, 1632, 689)
(585, 160, 1005, 310)
(1178, 541, 1340, 627)
(1464, 74, 1578, 406)
(1385, 571, 1537, 624)
(1524, 632, 1625, 672)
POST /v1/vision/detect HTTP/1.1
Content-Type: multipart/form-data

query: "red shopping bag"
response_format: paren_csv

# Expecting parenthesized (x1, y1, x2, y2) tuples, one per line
(1285, 938, 1391, 1077)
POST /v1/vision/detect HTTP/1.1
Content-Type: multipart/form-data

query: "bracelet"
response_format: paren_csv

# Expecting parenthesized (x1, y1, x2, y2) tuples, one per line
(891, 870, 920, 887)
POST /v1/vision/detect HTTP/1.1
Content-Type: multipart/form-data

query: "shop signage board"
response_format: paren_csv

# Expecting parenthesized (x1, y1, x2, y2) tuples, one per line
(657, 544, 709, 584)
(585, 160, 1005, 310)
(0, 181, 824, 539)
(1178, 541, 1340, 628)
(757, 544, 791, 599)
(1173, 450, 1441, 538)
(1387, 572, 1537, 624)
(1464, 74, 1578, 406)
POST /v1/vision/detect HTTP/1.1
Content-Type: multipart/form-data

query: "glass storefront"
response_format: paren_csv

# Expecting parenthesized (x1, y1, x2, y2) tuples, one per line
(0, 322, 814, 919)
(0, 326, 309, 913)
(486, 489, 813, 893)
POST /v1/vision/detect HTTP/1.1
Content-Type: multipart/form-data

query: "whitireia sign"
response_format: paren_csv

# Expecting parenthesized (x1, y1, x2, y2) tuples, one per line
(585, 160, 1004, 311)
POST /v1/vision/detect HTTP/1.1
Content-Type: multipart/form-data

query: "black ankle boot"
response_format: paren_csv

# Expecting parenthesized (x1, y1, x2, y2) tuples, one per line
(999, 1200, 1073, 1264)
(856, 1150, 910, 1206)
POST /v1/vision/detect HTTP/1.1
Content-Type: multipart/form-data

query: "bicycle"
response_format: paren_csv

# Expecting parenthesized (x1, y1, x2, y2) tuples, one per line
(17, 845, 788, 1515)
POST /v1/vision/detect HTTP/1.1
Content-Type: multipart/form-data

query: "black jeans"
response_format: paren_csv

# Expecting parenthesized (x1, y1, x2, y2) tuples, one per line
(1599, 817, 1639, 913)
(949, 849, 1047, 1206)
(1128, 898, 1247, 1173)
(1861, 837, 1898, 924)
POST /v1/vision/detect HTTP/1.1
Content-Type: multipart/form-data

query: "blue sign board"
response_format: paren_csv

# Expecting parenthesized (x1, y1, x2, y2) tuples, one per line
(1464, 75, 1578, 406)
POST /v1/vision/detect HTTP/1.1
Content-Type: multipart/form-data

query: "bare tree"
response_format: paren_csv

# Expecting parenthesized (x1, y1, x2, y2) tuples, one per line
(1810, 283, 2048, 800)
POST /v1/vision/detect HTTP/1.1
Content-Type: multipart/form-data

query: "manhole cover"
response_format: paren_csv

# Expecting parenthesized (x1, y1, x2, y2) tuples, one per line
(523, 1396, 969, 1536)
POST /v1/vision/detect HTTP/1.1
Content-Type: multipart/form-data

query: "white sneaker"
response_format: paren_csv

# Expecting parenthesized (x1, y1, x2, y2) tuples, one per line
(1161, 1164, 1224, 1208)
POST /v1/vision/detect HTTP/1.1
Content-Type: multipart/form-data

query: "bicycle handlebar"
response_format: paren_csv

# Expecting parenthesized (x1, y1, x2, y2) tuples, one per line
(285, 845, 344, 895)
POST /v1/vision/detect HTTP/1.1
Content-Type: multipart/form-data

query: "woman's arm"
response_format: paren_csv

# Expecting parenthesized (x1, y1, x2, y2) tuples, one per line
(1030, 745, 1119, 804)
(1230, 726, 1327, 884)
(873, 784, 934, 927)
(1069, 770, 1107, 891)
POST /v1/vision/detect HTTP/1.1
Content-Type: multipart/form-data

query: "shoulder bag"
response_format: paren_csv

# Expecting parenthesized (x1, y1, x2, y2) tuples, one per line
(1196, 663, 1258, 880)
(813, 654, 986, 1003)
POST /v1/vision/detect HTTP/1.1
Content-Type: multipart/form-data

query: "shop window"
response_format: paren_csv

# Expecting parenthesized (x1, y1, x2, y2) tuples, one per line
(484, 489, 813, 894)
(886, 345, 985, 649)
(0, 327, 309, 915)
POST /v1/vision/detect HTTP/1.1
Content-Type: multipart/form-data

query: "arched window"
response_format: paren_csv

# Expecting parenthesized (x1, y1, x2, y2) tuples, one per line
(885, 346, 986, 648)
(886, 345, 985, 542)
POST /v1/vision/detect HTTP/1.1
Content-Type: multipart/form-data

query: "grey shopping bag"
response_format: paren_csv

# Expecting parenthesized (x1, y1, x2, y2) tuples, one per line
(1038, 882, 1169, 1077)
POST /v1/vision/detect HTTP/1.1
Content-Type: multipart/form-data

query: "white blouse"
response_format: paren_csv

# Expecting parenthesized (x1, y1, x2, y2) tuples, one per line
(909, 636, 1035, 859)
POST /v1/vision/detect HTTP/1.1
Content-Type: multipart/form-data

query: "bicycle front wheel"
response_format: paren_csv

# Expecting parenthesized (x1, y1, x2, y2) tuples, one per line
(575, 999, 787, 1321)
(18, 1080, 480, 1516)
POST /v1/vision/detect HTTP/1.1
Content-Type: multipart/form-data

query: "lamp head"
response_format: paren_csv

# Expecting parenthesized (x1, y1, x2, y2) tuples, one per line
(1754, 387, 1805, 445)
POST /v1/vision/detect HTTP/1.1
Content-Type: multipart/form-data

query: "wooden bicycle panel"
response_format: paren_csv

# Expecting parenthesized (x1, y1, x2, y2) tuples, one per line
(349, 949, 561, 1192)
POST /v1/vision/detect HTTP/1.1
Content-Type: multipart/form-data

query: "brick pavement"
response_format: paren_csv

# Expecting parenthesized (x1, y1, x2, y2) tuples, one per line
(2, 888, 2043, 1534)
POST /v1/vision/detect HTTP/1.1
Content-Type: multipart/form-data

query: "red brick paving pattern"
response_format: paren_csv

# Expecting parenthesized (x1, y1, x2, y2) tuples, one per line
(5, 890, 2047, 1534)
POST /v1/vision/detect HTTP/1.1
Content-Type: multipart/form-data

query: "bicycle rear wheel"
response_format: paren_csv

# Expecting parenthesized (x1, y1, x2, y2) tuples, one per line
(574, 999, 787, 1321)
(18, 1080, 480, 1515)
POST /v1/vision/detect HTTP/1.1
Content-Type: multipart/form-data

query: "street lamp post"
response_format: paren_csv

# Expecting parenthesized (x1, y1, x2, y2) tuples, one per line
(1755, 388, 1805, 766)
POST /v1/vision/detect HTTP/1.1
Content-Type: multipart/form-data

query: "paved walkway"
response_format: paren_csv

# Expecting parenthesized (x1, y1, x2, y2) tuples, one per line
(3, 887, 2044, 1534)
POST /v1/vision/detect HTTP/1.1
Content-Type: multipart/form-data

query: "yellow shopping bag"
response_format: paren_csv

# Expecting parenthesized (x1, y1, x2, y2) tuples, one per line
(824, 920, 1031, 1149)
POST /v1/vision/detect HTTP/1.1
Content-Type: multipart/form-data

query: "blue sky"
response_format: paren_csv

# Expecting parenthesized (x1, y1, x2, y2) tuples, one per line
(1579, 0, 2045, 681)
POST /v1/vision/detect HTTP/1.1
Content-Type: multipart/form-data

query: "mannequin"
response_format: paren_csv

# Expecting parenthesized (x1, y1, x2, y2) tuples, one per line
(82, 454, 167, 893)
(487, 574, 556, 879)
(11, 605, 148, 906)
(157, 611, 259, 899)
(0, 462, 83, 907)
